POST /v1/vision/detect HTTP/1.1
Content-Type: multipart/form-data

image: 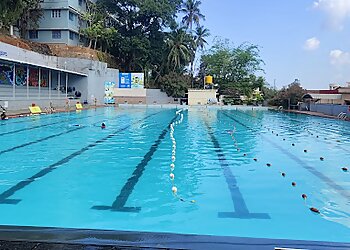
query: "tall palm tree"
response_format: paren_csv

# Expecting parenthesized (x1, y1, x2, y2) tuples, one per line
(194, 25, 210, 51)
(166, 28, 192, 71)
(186, 26, 210, 87)
(180, 0, 205, 31)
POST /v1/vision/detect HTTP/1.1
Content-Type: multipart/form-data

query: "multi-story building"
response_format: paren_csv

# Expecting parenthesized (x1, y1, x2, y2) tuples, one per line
(27, 0, 94, 46)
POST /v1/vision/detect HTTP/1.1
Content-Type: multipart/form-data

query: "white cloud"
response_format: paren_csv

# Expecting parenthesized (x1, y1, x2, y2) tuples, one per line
(304, 37, 320, 50)
(313, 0, 350, 30)
(330, 49, 350, 65)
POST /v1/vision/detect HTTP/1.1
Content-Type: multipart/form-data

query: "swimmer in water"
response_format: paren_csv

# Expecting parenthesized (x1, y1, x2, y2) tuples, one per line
(101, 122, 106, 129)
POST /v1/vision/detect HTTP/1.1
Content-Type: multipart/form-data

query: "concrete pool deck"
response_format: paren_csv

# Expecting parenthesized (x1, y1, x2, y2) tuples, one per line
(0, 225, 348, 250)
(283, 109, 349, 121)
(2, 104, 269, 119)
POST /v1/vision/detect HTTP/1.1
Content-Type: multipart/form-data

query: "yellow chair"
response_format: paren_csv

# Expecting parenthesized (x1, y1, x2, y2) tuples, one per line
(29, 105, 42, 114)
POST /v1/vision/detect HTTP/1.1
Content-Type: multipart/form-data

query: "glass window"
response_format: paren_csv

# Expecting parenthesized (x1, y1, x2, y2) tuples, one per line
(69, 12, 74, 21)
(51, 10, 61, 18)
(52, 30, 61, 39)
(29, 30, 38, 39)
(69, 31, 74, 40)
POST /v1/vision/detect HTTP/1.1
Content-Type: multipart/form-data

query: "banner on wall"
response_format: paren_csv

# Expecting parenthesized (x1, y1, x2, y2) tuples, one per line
(118, 73, 144, 89)
(104, 81, 116, 104)
(0, 63, 14, 85)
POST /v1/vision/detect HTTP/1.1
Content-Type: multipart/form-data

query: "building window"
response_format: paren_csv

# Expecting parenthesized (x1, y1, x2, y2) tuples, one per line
(69, 31, 74, 40)
(52, 30, 61, 39)
(69, 11, 74, 21)
(51, 9, 61, 18)
(78, 0, 82, 6)
(29, 30, 38, 39)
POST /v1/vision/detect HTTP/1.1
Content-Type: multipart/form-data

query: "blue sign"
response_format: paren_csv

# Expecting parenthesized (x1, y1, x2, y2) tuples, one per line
(119, 73, 131, 88)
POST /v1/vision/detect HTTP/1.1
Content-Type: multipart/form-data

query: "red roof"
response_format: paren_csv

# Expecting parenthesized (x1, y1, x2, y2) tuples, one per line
(307, 89, 339, 94)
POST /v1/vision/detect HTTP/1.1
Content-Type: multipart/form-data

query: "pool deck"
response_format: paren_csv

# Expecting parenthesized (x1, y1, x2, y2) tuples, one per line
(283, 109, 349, 121)
(0, 225, 348, 250)
(3, 104, 269, 119)
(4, 105, 106, 119)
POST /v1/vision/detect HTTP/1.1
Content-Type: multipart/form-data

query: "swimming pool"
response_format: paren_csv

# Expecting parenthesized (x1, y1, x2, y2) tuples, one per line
(0, 107, 349, 245)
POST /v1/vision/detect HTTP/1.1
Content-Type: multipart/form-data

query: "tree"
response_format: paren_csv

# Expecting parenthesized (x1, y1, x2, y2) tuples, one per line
(190, 25, 210, 87)
(180, 0, 205, 30)
(0, 0, 42, 38)
(201, 38, 265, 100)
(166, 27, 192, 72)
(98, 0, 182, 72)
(194, 26, 210, 51)
(272, 79, 306, 109)
(159, 72, 190, 97)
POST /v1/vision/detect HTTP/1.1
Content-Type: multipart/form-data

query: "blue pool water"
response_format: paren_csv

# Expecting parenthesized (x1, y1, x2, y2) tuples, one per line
(0, 107, 349, 243)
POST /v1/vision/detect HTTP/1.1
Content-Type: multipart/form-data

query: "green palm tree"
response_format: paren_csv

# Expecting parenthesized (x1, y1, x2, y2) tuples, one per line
(194, 25, 210, 51)
(180, 0, 205, 30)
(166, 28, 192, 71)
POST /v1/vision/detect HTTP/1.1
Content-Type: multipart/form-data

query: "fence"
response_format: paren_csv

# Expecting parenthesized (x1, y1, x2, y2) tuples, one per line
(310, 103, 349, 116)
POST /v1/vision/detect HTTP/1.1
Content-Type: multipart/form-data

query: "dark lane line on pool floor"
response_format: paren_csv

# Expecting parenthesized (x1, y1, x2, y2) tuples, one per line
(204, 122, 270, 219)
(0, 113, 105, 137)
(0, 112, 78, 127)
(92, 115, 178, 213)
(222, 112, 350, 200)
(0, 115, 127, 156)
(0, 111, 163, 205)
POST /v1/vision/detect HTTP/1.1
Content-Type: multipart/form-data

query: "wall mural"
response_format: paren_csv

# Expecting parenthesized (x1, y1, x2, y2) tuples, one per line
(41, 69, 48, 87)
(15, 65, 27, 86)
(0, 63, 14, 85)
(29, 67, 39, 87)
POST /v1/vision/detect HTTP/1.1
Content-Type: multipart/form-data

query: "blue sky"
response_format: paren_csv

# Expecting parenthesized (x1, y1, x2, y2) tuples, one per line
(198, 0, 350, 89)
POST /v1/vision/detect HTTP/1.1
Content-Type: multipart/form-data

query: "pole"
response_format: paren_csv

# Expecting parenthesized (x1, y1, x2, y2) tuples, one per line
(58, 72, 61, 98)
(65, 73, 68, 98)
(49, 69, 51, 99)
(38, 68, 41, 99)
(12, 63, 16, 99)
(26, 65, 29, 99)
(288, 98, 291, 110)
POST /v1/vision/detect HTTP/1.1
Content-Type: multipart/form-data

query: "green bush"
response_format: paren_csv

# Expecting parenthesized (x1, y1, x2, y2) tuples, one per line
(159, 72, 190, 98)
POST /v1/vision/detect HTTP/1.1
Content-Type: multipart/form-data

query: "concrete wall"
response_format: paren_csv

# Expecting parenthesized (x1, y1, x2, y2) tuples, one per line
(36, 9, 69, 30)
(146, 89, 178, 104)
(41, 0, 68, 9)
(310, 103, 349, 116)
(112, 88, 178, 104)
(188, 89, 217, 105)
(88, 67, 118, 105)
(0, 41, 118, 109)
(113, 88, 146, 104)
(28, 0, 87, 45)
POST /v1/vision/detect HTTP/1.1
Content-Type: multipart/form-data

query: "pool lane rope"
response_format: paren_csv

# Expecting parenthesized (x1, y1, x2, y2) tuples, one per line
(169, 109, 195, 204)
(226, 122, 323, 215)
(230, 111, 349, 214)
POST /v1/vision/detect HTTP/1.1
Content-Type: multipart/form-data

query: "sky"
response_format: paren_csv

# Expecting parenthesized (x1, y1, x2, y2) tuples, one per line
(199, 0, 350, 89)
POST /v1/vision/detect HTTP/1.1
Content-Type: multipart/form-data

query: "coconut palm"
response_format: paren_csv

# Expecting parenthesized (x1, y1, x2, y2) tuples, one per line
(194, 25, 210, 51)
(180, 0, 205, 30)
(166, 28, 192, 71)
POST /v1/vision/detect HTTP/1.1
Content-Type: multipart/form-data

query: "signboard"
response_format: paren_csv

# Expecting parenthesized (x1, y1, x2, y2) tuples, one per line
(119, 73, 131, 88)
(131, 73, 144, 89)
(118, 73, 144, 89)
(104, 81, 116, 104)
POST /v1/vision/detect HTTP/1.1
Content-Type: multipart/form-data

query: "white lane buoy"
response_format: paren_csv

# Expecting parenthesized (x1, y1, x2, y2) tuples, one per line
(172, 155, 176, 162)
(172, 186, 177, 193)
(170, 173, 175, 179)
